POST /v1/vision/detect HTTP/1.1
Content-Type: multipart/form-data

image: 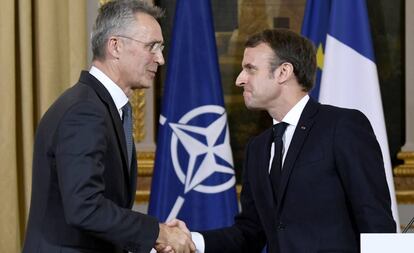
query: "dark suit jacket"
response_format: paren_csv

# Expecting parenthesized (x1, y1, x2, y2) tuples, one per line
(202, 98, 396, 253)
(22, 71, 159, 253)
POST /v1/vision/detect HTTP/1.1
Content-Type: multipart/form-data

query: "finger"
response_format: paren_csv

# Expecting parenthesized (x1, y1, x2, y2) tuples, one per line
(184, 236, 196, 253)
(154, 244, 169, 252)
(162, 245, 174, 253)
(171, 219, 190, 234)
(161, 246, 173, 253)
(166, 218, 180, 226)
(190, 241, 196, 252)
(175, 220, 186, 229)
(178, 223, 191, 236)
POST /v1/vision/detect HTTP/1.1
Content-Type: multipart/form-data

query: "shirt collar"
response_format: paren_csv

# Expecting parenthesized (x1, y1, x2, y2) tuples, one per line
(273, 95, 310, 126)
(89, 66, 129, 112)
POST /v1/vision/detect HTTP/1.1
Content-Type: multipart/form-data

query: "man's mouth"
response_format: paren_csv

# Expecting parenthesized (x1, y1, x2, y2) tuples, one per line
(147, 69, 157, 77)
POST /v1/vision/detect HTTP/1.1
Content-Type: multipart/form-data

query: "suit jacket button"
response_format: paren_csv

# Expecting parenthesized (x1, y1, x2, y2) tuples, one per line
(277, 222, 286, 230)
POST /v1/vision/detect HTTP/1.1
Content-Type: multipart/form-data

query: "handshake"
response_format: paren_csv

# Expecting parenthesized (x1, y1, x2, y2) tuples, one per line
(155, 219, 197, 253)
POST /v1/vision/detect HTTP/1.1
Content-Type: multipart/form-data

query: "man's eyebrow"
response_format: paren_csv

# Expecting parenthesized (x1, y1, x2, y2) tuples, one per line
(243, 63, 257, 70)
(150, 39, 163, 44)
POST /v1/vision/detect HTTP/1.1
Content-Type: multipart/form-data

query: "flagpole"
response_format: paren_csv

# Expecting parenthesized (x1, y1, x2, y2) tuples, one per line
(166, 196, 185, 221)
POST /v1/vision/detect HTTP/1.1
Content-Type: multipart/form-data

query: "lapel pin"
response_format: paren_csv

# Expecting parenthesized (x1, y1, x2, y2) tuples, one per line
(300, 125, 306, 130)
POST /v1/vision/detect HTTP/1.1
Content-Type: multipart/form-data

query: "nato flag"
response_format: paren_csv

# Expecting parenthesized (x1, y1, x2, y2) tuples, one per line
(148, 0, 238, 230)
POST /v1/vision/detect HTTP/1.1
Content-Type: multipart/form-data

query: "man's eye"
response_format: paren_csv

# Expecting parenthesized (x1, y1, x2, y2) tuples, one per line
(147, 42, 164, 53)
(144, 42, 154, 50)
(246, 67, 256, 73)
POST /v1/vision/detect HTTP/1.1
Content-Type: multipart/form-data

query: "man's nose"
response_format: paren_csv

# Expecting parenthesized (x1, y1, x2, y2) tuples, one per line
(154, 50, 165, 66)
(235, 71, 246, 87)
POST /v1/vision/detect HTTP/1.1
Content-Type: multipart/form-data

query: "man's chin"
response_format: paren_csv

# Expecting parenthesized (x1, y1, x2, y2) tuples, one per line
(133, 81, 152, 90)
(244, 100, 254, 109)
(142, 76, 156, 88)
(245, 104, 256, 110)
(245, 103, 263, 111)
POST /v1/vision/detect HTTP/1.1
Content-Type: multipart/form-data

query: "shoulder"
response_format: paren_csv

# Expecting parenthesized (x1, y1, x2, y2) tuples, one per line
(52, 71, 105, 110)
(317, 104, 376, 143)
(318, 103, 370, 124)
(51, 81, 104, 113)
(38, 79, 108, 131)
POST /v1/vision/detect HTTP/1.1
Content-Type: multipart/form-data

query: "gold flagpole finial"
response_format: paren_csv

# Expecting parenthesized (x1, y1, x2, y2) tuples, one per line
(99, 0, 110, 5)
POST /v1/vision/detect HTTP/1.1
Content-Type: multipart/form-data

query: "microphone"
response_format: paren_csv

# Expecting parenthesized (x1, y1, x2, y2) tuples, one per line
(402, 216, 414, 233)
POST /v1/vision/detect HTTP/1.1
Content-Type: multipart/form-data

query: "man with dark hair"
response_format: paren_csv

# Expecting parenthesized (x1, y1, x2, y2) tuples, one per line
(168, 28, 396, 253)
(22, 1, 195, 252)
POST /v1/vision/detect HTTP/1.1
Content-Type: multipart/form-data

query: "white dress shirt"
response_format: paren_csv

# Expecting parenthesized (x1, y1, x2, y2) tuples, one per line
(191, 95, 310, 253)
(89, 66, 129, 119)
(269, 95, 309, 171)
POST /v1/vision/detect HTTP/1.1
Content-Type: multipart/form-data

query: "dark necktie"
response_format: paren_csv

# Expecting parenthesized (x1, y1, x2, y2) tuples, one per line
(122, 102, 133, 169)
(269, 122, 288, 202)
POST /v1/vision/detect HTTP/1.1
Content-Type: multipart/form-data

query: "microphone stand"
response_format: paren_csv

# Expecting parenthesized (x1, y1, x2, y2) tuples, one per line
(402, 216, 414, 233)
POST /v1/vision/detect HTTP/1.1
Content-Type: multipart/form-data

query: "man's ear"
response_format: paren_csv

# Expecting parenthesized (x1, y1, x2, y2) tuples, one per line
(276, 62, 294, 84)
(107, 36, 122, 59)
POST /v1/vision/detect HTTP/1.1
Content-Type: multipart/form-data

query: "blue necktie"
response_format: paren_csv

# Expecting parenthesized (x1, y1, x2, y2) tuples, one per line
(269, 122, 288, 203)
(122, 102, 133, 169)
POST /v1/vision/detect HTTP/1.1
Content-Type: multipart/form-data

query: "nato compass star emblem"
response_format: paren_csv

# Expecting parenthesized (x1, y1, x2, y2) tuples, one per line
(160, 105, 236, 220)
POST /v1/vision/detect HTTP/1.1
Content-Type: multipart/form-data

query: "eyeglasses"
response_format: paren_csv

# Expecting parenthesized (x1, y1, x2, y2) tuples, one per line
(116, 35, 164, 53)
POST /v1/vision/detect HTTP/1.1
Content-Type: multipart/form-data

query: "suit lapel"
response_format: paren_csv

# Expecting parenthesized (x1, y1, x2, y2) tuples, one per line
(79, 71, 131, 183)
(276, 99, 319, 209)
(255, 129, 278, 213)
(128, 144, 138, 207)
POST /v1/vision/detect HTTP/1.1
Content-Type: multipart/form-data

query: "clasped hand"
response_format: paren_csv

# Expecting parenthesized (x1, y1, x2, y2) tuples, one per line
(155, 219, 195, 253)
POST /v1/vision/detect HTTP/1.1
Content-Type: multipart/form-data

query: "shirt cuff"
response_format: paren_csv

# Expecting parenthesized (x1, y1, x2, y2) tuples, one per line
(191, 232, 205, 253)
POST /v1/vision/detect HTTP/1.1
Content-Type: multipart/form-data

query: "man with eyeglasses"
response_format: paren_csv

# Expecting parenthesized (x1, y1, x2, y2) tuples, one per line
(22, 1, 195, 253)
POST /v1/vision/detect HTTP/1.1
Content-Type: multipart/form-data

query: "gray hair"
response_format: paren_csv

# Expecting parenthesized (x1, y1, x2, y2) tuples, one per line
(91, 0, 164, 60)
